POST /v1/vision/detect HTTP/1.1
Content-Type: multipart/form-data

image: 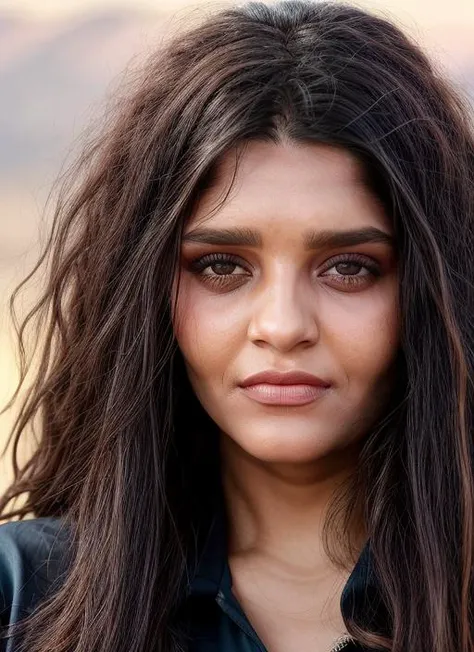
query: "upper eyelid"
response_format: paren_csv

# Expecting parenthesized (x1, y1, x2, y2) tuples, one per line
(319, 252, 379, 269)
(189, 252, 247, 268)
(190, 251, 378, 266)
(188, 252, 381, 276)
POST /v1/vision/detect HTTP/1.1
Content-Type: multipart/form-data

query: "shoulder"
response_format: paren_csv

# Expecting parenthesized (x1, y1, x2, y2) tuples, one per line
(0, 517, 71, 631)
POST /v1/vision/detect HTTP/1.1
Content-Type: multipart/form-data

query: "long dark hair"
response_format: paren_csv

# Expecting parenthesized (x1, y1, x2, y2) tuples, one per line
(1, 1, 474, 650)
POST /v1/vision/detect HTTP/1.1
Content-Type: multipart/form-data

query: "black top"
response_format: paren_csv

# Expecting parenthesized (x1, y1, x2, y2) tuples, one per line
(0, 513, 389, 651)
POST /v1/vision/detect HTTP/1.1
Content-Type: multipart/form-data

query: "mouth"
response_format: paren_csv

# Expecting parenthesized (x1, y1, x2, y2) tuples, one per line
(238, 368, 331, 405)
(239, 383, 330, 406)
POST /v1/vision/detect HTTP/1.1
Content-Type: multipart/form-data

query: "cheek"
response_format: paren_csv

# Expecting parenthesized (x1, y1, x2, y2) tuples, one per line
(172, 277, 242, 383)
(324, 284, 400, 390)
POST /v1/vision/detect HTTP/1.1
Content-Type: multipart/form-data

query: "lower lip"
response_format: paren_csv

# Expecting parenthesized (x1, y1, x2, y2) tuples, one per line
(239, 383, 329, 406)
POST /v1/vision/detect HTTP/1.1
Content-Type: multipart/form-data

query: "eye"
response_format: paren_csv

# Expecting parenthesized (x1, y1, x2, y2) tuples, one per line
(187, 251, 382, 292)
(188, 253, 250, 289)
(319, 253, 381, 289)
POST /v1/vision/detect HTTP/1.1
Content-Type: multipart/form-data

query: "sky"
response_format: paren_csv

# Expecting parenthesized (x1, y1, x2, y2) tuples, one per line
(4, 0, 213, 17)
(2, 0, 474, 27)
(3, 0, 474, 63)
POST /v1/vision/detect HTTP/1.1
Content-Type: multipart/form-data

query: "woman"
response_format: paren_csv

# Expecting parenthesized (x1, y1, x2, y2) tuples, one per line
(0, 1, 473, 651)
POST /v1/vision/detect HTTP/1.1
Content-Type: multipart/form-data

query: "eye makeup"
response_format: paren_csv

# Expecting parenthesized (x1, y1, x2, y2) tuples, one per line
(185, 250, 383, 292)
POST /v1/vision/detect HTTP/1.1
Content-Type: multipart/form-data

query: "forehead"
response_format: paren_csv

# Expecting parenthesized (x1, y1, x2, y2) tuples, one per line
(188, 140, 391, 234)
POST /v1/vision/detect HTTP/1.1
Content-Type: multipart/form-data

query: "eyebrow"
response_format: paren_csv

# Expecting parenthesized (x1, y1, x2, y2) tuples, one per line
(182, 225, 394, 249)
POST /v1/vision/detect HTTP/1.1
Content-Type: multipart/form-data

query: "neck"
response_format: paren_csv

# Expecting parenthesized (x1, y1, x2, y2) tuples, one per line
(220, 433, 366, 575)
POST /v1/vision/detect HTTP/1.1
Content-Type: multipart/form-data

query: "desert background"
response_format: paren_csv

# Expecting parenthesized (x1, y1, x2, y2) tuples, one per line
(1, 0, 474, 501)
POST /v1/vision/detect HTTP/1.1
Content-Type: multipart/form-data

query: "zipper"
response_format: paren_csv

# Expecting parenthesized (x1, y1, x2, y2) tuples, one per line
(329, 633, 353, 652)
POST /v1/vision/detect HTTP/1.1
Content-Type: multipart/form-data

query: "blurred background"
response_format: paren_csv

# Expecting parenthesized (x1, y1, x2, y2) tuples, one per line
(1, 0, 474, 496)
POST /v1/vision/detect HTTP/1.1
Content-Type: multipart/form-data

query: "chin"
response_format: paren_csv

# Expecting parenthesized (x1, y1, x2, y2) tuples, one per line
(228, 429, 341, 465)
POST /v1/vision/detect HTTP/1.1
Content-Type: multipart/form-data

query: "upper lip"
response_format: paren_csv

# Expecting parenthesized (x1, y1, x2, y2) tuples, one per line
(239, 370, 331, 387)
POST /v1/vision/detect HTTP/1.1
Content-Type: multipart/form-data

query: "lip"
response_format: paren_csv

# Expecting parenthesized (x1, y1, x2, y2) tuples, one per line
(240, 383, 329, 406)
(238, 370, 331, 406)
(239, 370, 331, 387)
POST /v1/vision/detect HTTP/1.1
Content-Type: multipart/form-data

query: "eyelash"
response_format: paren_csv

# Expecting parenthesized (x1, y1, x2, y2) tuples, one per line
(188, 252, 382, 290)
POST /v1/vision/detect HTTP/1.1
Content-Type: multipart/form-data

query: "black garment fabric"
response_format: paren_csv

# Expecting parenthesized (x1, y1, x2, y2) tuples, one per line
(0, 518, 71, 652)
(0, 514, 389, 651)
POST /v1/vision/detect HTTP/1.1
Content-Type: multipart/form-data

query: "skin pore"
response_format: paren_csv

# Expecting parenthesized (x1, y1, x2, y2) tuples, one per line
(172, 141, 400, 652)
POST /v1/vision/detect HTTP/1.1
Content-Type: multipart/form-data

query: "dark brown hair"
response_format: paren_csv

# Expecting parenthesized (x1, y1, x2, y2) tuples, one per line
(1, 1, 474, 650)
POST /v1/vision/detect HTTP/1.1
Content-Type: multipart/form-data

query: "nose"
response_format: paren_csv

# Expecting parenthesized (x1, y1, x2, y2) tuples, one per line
(247, 269, 320, 353)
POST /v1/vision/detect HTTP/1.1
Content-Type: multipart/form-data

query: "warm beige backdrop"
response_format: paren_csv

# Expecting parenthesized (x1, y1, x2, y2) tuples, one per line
(1, 0, 474, 499)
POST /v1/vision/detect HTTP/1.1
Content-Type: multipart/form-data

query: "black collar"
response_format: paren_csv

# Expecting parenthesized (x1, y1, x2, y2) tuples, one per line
(187, 505, 390, 637)
(188, 507, 227, 598)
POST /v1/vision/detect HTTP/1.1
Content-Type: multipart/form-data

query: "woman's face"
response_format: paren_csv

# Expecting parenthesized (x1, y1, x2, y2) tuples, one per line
(172, 141, 399, 465)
